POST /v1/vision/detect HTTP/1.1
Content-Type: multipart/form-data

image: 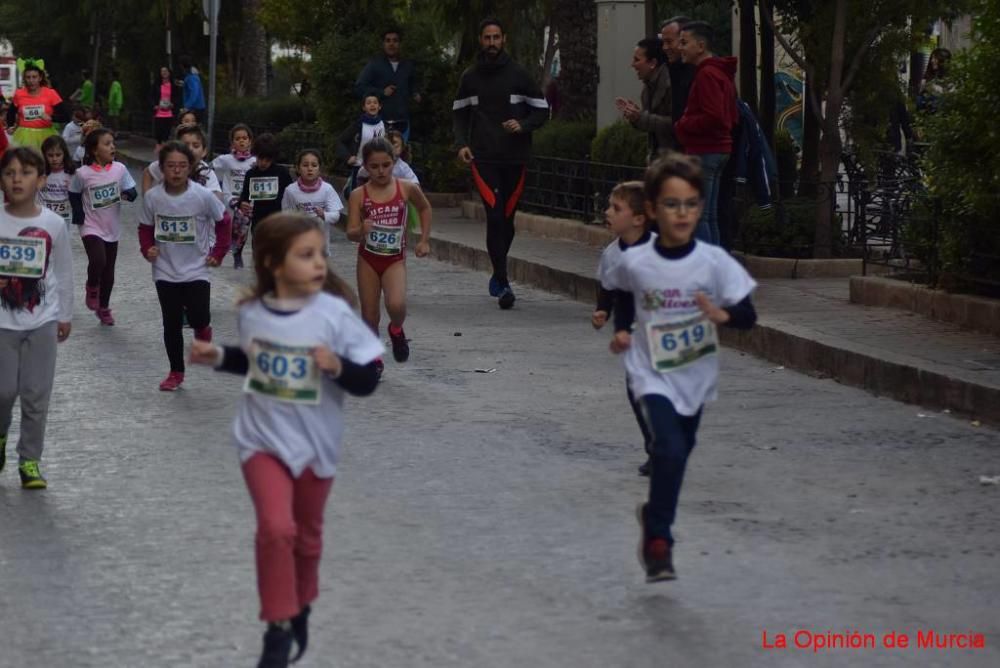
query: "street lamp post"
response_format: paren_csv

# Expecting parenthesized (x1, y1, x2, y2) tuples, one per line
(206, 0, 219, 152)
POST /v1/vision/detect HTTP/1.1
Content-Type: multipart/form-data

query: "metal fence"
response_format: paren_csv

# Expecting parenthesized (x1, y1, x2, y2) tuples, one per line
(520, 156, 644, 223)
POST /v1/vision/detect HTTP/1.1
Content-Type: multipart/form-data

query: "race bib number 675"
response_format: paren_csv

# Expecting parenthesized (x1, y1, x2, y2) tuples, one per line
(646, 314, 718, 373)
(0, 236, 47, 278)
(244, 339, 321, 404)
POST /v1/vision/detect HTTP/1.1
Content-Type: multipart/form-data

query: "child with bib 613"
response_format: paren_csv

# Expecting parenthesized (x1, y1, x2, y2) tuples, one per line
(604, 153, 757, 583)
(189, 213, 383, 668)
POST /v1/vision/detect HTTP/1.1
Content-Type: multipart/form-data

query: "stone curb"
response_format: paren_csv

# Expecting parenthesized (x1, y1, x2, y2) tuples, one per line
(426, 232, 1000, 426)
(850, 276, 1000, 338)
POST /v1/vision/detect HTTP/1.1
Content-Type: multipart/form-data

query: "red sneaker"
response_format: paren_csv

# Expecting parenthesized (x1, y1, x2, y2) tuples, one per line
(85, 285, 99, 311)
(159, 371, 185, 391)
(96, 308, 115, 326)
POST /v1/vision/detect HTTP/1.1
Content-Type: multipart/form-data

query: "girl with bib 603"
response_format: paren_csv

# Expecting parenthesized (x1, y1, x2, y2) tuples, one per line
(346, 138, 431, 379)
(139, 142, 230, 392)
(68, 128, 137, 326)
(189, 213, 382, 668)
(604, 154, 757, 584)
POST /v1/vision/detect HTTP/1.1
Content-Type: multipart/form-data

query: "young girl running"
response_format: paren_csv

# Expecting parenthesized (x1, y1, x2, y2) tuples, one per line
(189, 213, 382, 668)
(281, 149, 343, 250)
(212, 124, 256, 268)
(604, 154, 757, 583)
(140, 141, 230, 391)
(69, 128, 138, 325)
(592, 181, 656, 477)
(39, 135, 75, 225)
(143, 124, 222, 198)
(345, 138, 431, 378)
(0, 147, 74, 489)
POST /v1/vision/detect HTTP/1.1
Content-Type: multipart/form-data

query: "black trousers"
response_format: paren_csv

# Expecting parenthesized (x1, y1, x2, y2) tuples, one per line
(81, 236, 119, 308)
(471, 161, 526, 285)
(155, 280, 211, 372)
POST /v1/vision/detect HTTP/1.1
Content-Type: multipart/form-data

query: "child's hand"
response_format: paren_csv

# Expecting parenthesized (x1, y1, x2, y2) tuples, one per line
(610, 330, 631, 354)
(592, 310, 608, 329)
(239, 202, 252, 215)
(414, 240, 430, 257)
(205, 256, 220, 267)
(57, 321, 72, 342)
(348, 156, 359, 166)
(313, 346, 342, 376)
(189, 339, 221, 366)
(145, 247, 159, 262)
(695, 292, 730, 325)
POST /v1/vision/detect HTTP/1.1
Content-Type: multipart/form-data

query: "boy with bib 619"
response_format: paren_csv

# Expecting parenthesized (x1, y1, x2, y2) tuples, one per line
(604, 153, 757, 583)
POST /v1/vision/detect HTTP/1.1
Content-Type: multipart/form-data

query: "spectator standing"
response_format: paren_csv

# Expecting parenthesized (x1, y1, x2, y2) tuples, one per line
(660, 16, 696, 144)
(107, 70, 124, 134)
(180, 56, 206, 119)
(71, 68, 95, 109)
(354, 29, 421, 140)
(150, 66, 183, 151)
(674, 21, 738, 246)
(615, 38, 674, 164)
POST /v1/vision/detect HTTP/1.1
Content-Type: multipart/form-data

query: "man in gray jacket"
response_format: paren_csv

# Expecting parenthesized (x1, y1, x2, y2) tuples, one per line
(615, 37, 673, 163)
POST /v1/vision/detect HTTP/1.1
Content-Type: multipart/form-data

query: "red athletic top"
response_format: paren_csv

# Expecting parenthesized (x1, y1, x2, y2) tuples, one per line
(358, 179, 408, 260)
(12, 87, 62, 129)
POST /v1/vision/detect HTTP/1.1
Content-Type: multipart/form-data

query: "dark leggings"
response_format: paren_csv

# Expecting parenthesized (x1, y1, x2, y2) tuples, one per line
(471, 162, 526, 285)
(627, 384, 653, 455)
(155, 280, 212, 373)
(81, 236, 119, 309)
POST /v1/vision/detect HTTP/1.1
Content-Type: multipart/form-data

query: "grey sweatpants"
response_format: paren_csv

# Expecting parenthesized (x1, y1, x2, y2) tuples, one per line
(0, 322, 59, 462)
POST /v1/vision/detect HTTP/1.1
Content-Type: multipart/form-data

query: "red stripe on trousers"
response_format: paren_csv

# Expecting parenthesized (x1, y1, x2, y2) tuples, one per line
(470, 162, 497, 209)
(505, 166, 527, 219)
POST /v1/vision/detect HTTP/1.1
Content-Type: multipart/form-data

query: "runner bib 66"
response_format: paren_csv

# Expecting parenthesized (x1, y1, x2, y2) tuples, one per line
(244, 339, 321, 405)
(0, 236, 47, 278)
(646, 314, 717, 372)
(22, 105, 45, 121)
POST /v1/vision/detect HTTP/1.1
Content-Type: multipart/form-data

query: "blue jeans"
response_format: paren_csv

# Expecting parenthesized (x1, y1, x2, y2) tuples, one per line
(694, 153, 729, 245)
(638, 394, 702, 544)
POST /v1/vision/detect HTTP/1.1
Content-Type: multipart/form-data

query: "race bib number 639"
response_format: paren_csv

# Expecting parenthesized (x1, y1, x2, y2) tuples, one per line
(0, 236, 47, 278)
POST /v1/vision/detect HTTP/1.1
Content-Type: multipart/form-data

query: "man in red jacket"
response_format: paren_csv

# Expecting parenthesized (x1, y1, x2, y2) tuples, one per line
(674, 21, 738, 245)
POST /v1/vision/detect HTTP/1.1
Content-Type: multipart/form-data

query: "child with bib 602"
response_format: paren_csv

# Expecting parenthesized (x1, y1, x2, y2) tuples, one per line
(189, 213, 383, 668)
(604, 153, 757, 583)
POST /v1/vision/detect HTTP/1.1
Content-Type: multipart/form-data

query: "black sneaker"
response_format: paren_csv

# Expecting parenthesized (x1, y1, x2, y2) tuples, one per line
(498, 285, 516, 310)
(635, 503, 677, 582)
(638, 457, 651, 477)
(290, 605, 310, 663)
(258, 623, 293, 668)
(234, 253, 244, 269)
(0, 434, 6, 473)
(374, 358, 384, 382)
(389, 326, 410, 363)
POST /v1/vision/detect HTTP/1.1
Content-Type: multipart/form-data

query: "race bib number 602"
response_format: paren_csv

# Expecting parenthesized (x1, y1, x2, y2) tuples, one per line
(0, 236, 47, 278)
(89, 182, 121, 209)
(244, 339, 321, 404)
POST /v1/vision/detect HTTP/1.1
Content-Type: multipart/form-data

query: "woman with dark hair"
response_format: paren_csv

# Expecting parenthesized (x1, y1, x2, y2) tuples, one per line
(6, 60, 71, 152)
(150, 66, 183, 150)
(918, 48, 952, 113)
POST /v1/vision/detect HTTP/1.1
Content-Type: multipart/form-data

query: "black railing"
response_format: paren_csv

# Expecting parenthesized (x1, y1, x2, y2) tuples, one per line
(520, 156, 644, 223)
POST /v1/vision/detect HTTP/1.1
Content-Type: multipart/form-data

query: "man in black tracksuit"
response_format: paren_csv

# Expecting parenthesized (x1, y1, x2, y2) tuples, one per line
(453, 18, 548, 310)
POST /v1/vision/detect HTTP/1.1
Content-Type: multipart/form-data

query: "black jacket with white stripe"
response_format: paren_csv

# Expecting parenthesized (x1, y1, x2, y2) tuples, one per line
(452, 51, 549, 165)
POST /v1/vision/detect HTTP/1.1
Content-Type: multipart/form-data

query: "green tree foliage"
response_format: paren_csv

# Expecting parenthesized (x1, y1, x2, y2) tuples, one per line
(917, 2, 1000, 285)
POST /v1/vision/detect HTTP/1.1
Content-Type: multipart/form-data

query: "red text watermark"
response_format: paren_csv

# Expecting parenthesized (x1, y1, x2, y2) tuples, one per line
(761, 630, 987, 653)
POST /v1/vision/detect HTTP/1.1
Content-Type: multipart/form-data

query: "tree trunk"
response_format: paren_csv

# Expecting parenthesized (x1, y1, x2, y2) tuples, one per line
(798, 71, 821, 198)
(552, 0, 598, 120)
(759, 2, 776, 146)
(239, 0, 268, 97)
(739, 0, 758, 113)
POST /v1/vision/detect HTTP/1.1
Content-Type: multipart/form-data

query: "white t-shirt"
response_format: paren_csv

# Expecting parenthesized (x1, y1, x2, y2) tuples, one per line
(211, 153, 257, 201)
(597, 232, 656, 289)
(68, 161, 136, 242)
(604, 240, 757, 415)
(147, 160, 222, 194)
(280, 180, 344, 225)
(232, 292, 384, 478)
(0, 206, 74, 329)
(357, 158, 419, 184)
(38, 170, 72, 223)
(62, 122, 83, 160)
(139, 182, 226, 284)
(356, 120, 386, 164)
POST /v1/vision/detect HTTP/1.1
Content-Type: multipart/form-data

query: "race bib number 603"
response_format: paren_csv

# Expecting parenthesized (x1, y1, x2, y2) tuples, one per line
(646, 314, 718, 373)
(0, 236, 47, 278)
(244, 339, 321, 404)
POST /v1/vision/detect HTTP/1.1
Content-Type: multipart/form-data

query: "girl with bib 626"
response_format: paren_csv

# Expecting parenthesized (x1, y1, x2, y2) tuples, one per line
(139, 141, 230, 392)
(345, 138, 431, 379)
(189, 213, 382, 668)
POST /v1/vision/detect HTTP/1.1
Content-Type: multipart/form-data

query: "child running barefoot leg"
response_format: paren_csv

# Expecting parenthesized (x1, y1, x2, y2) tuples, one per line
(189, 214, 382, 668)
(345, 138, 431, 379)
(139, 141, 230, 391)
(0, 148, 74, 489)
(68, 128, 137, 325)
(604, 154, 758, 582)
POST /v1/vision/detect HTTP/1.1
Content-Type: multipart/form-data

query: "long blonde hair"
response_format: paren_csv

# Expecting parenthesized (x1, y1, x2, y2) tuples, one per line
(243, 213, 357, 307)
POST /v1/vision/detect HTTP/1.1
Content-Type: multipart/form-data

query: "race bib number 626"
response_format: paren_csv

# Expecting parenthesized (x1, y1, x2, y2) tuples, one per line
(244, 339, 321, 404)
(0, 236, 47, 278)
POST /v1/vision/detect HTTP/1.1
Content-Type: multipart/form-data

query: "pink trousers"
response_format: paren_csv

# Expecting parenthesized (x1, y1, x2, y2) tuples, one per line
(242, 453, 334, 621)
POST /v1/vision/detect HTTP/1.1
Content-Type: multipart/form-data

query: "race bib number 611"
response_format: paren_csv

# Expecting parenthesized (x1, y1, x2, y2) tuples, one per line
(248, 177, 279, 201)
(244, 339, 321, 404)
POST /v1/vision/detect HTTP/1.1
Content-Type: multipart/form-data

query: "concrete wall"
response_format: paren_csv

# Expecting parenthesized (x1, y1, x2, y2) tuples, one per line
(595, 0, 645, 129)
